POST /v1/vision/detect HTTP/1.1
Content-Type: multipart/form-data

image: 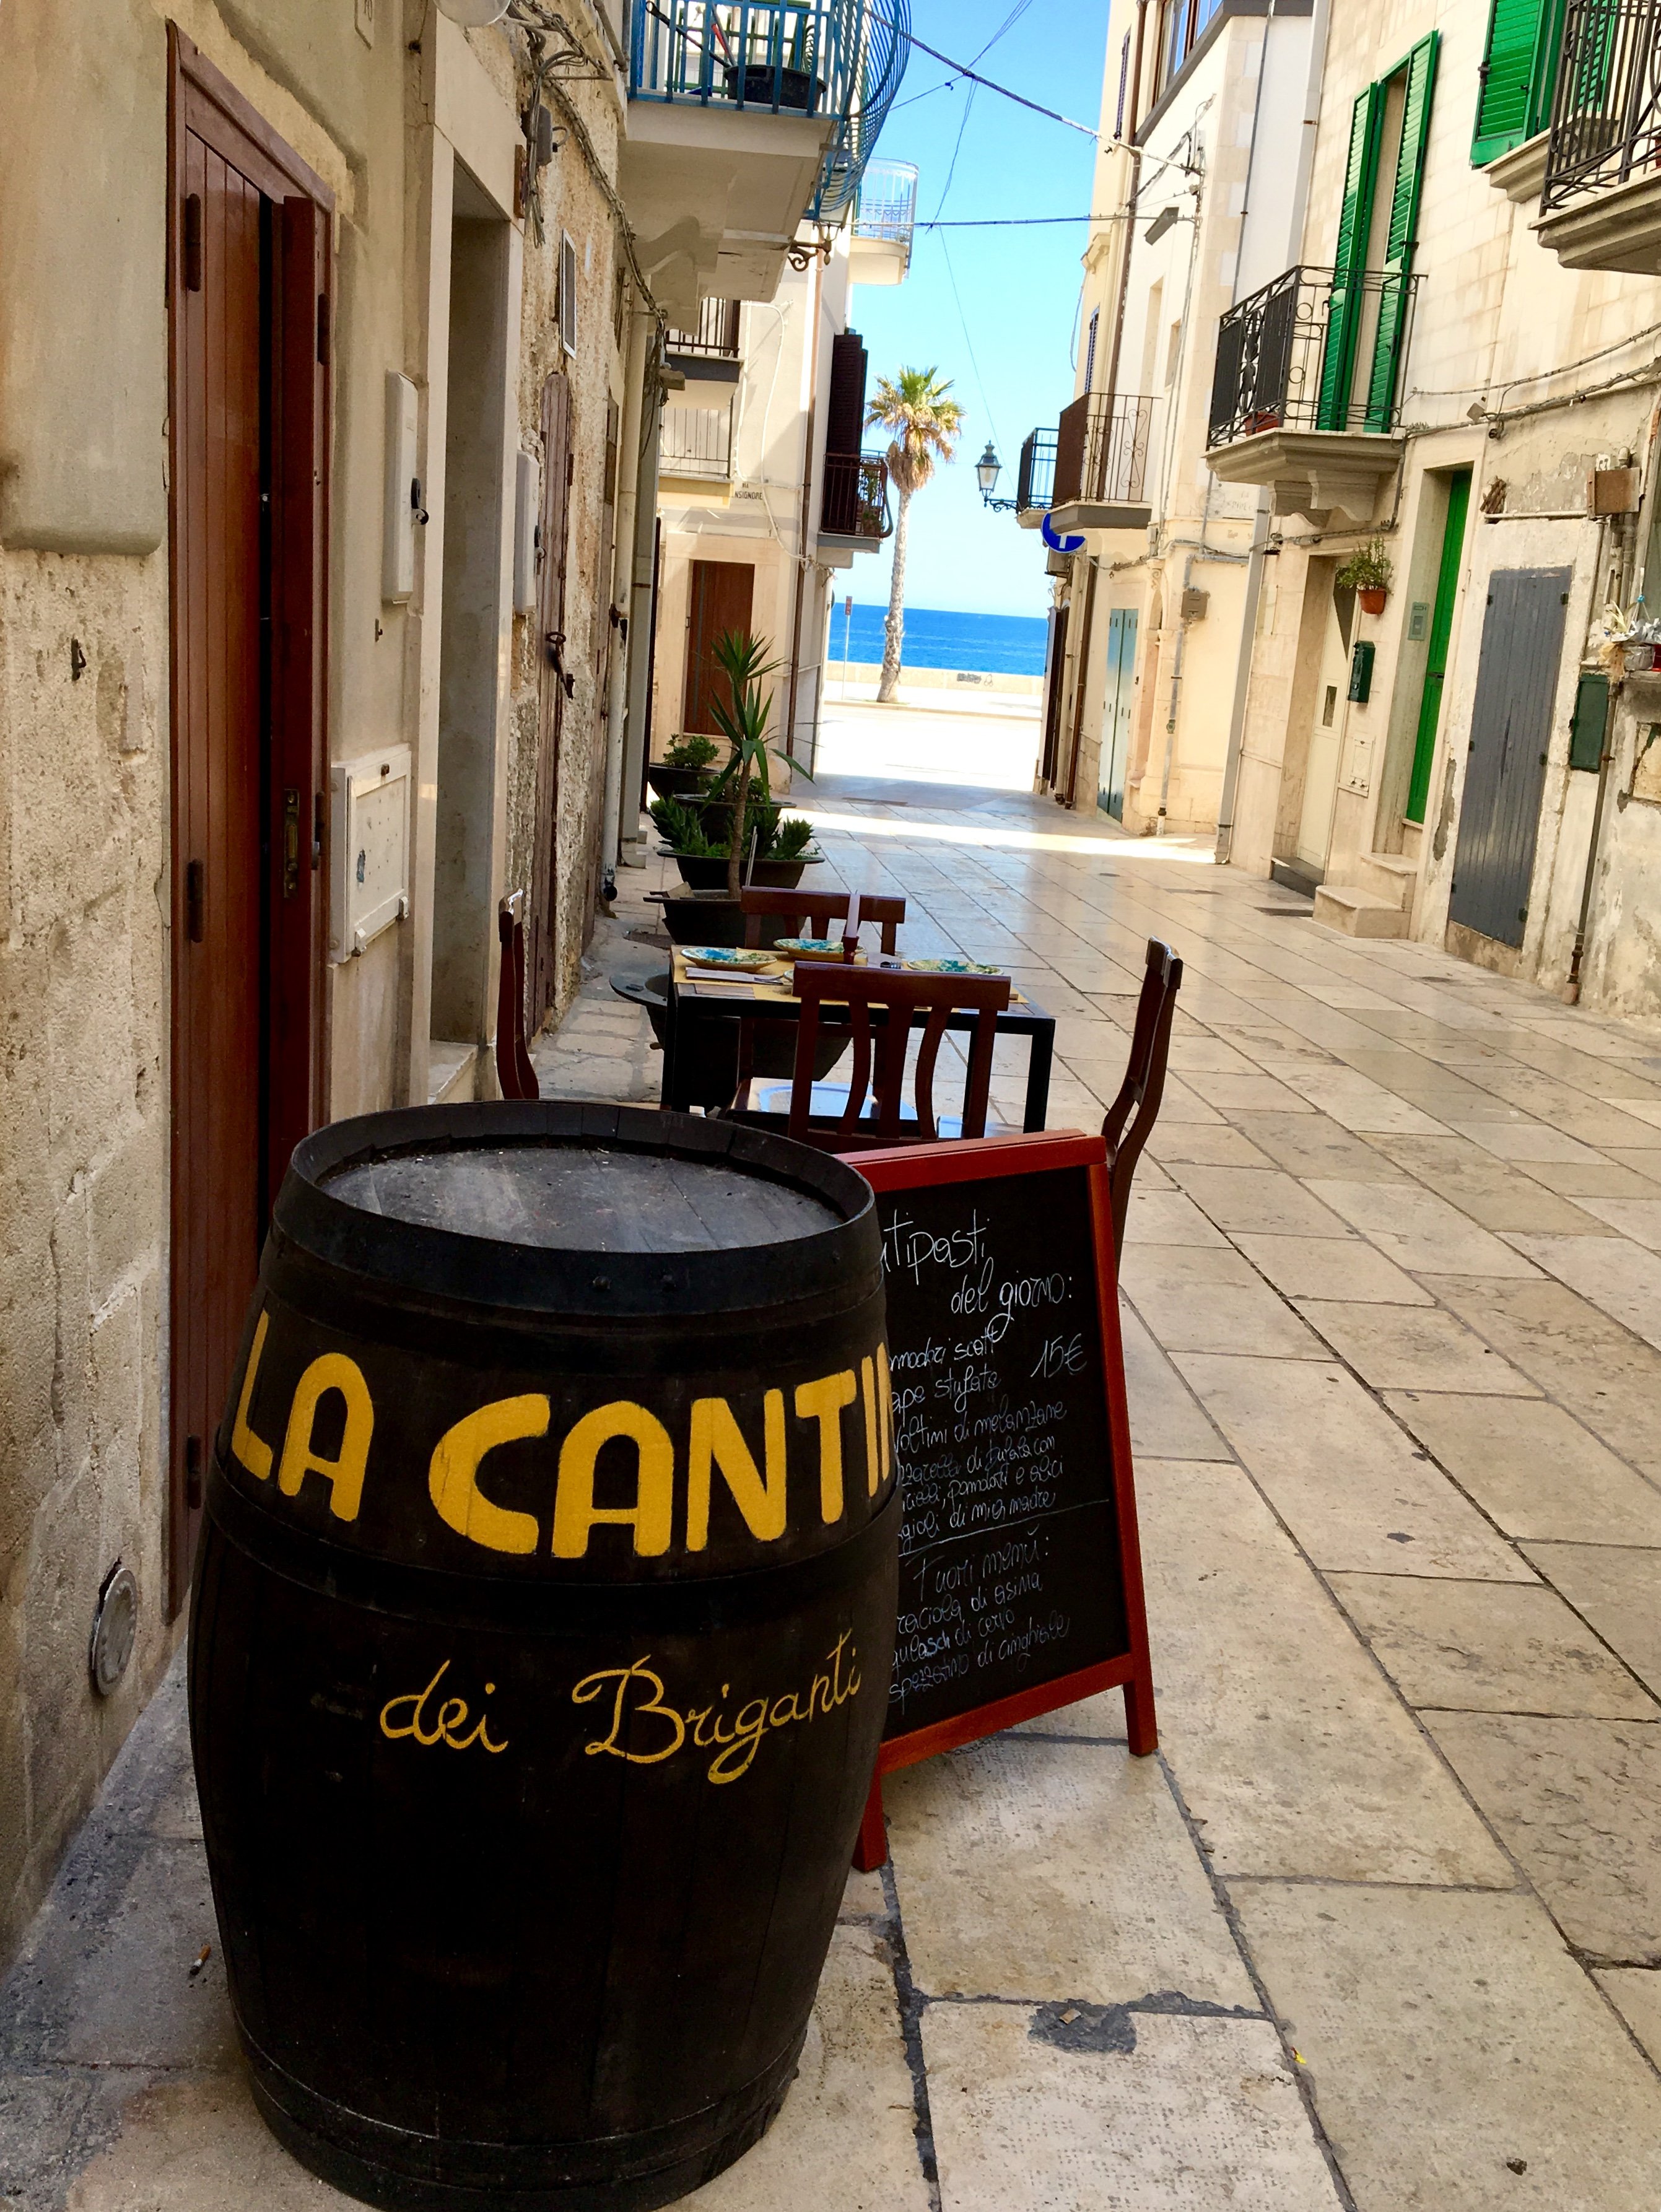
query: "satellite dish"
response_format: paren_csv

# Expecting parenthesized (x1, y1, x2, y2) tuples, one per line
(437, 0, 511, 23)
(1041, 512, 1086, 555)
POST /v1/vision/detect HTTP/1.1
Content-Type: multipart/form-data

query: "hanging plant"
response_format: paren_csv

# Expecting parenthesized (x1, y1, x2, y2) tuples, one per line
(1336, 539, 1393, 614)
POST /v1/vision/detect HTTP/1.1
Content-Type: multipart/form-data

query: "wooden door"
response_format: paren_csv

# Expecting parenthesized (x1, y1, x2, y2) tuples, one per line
(168, 35, 331, 1611)
(1040, 603, 1068, 788)
(1295, 593, 1356, 876)
(1097, 608, 1137, 821)
(1450, 568, 1570, 948)
(528, 371, 573, 1029)
(682, 560, 754, 734)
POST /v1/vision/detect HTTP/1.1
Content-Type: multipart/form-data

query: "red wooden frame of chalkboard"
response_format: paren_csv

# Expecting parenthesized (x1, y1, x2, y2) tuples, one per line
(847, 1129, 1157, 1873)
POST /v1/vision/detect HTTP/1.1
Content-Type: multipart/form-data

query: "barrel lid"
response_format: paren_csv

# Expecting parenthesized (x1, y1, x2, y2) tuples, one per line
(277, 1102, 879, 1322)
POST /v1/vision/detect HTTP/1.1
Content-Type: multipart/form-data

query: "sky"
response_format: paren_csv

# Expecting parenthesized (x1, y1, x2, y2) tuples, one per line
(847, 0, 1110, 620)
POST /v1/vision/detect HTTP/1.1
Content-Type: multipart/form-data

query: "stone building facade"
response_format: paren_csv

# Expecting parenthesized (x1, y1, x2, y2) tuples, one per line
(0, 0, 649, 1967)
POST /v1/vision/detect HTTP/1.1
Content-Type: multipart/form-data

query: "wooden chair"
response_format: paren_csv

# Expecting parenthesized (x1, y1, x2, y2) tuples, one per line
(494, 897, 539, 1101)
(739, 887, 905, 956)
(757, 965, 1012, 1154)
(1101, 938, 1183, 1250)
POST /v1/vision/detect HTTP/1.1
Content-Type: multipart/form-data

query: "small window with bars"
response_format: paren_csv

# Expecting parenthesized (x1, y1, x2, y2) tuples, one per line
(559, 233, 578, 355)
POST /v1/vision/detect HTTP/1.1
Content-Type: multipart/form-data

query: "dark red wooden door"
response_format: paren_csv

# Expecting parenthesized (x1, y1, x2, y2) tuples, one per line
(682, 560, 754, 734)
(168, 38, 330, 1609)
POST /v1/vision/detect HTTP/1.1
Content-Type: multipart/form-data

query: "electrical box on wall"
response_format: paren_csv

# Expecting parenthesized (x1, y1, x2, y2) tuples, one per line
(513, 451, 539, 615)
(1348, 639, 1375, 703)
(330, 746, 412, 962)
(383, 372, 419, 604)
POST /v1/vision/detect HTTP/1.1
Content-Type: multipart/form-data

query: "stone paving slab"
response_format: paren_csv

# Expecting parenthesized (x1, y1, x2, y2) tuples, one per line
(886, 1738, 1255, 2010)
(1520, 1543, 1661, 1694)
(1140, 1457, 1511, 1885)
(1231, 1884, 1661, 2211)
(1326, 1573, 1659, 1718)
(922, 2003, 1341, 2212)
(1382, 1394, 1661, 1544)
(1426, 1712, 1661, 1961)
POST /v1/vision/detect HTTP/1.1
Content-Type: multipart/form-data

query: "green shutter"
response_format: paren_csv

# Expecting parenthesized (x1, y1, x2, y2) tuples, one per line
(1473, 0, 1543, 162)
(1364, 33, 1439, 433)
(1315, 86, 1384, 432)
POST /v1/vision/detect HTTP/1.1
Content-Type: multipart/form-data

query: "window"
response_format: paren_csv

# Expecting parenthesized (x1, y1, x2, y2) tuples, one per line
(1115, 32, 1131, 139)
(1471, 0, 1568, 165)
(1165, 318, 1183, 388)
(559, 232, 577, 355)
(1157, 0, 1228, 97)
(1084, 308, 1099, 394)
(1318, 34, 1438, 434)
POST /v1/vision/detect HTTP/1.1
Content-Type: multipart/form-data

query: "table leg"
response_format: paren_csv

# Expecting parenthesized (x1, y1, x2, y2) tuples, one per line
(1024, 1024, 1055, 1131)
(662, 996, 682, 1110)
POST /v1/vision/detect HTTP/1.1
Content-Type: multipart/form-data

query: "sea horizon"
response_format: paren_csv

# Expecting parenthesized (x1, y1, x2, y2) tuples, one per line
(829, 603, 1048, 677)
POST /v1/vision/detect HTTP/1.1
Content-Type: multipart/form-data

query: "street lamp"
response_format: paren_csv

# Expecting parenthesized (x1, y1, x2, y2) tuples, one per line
(977, 441, 1019, 514)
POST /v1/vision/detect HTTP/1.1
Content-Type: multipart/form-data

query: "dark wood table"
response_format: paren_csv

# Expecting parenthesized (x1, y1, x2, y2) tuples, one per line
(661, 963, 1057, 1132)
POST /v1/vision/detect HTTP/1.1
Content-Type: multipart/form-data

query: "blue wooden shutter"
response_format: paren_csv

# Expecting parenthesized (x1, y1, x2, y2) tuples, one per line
(1364, 35, 1439, 433)
(1315, 87, 1384, 432)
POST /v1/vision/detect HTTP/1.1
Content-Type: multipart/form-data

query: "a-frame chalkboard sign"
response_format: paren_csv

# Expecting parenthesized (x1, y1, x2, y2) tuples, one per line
(852, 1128, 1156, 1871)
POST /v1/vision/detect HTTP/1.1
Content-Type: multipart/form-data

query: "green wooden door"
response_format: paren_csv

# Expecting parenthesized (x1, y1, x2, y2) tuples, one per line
(1406, 469, 1471, 823)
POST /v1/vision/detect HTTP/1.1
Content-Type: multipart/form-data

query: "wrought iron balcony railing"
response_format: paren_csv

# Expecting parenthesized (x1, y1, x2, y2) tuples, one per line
(1207, 264, 1422, 446)
(665, 298, 742, 358)
(853, 158, 917, 258)
(821, 450, 892, 540)
(1017, 429, 1057, 513)
(1052, 393, 1154, 508)
(630, 2, 910, 220)
(1542, 0, 1661, 212)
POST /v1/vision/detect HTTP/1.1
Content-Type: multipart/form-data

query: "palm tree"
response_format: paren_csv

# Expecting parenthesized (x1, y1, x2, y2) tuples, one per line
(866, 367, 964, 704)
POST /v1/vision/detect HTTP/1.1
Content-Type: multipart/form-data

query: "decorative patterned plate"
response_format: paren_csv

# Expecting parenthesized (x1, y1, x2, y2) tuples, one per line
(900, 957, 1006, 976)
(775, 937, 845, 961)
(677, 945, 775, 968)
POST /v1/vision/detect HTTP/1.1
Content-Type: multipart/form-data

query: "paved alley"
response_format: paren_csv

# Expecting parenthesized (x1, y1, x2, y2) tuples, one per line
(7, 699, 1661, 2210)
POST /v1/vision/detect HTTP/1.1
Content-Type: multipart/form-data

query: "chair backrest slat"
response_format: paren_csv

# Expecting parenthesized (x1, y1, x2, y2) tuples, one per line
(1102, 937, 1182, 1250)
(783, 965, 1011, 1152)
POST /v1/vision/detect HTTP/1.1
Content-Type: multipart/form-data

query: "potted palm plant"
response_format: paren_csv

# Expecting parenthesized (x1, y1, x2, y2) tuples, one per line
(649, 627, 822, 904)
(1336, 539, 1393, 617)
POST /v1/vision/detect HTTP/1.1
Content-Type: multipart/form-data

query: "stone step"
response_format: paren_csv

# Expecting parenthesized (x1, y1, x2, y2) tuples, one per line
(1312, 884, 1409, 939)
(1355, 850, 1419, 913)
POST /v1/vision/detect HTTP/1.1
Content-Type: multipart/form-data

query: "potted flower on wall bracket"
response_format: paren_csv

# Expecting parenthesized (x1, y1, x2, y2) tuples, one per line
(1336, 539, 1393, 617)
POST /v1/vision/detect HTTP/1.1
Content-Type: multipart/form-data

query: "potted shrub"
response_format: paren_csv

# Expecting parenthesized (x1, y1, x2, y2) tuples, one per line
(1337, 539, 1393, 617)
(645, 731, 720, 803)
(725, 17, 821, 112)
(649, 795, 823, 892)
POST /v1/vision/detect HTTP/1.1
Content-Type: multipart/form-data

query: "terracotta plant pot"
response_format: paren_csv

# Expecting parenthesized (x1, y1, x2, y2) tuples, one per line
(1358, 586, 1388, 616)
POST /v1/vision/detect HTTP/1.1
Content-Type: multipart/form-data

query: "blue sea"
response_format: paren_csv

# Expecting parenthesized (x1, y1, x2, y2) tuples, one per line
(829, 603, 1048, 677)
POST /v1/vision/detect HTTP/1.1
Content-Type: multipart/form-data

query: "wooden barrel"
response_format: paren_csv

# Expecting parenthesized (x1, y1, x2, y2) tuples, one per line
(189, 1102, 896, 2211)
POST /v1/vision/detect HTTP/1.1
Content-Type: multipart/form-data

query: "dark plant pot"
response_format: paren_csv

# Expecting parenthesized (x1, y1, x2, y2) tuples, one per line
(725, 63, 820, 112)
(647, 762, 713, 801)
(665, 853, 817, 892)
(1358, 586, 1388, 616)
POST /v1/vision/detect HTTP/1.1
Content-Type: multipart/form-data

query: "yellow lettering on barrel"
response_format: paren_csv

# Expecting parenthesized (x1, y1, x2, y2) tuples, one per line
(428, 1395, 548, 1555)
(277, 1354, 373, 1520)
(860, 1357, 879, 1497)
(553, 1402, 674, 1557)
(877, 1343, 893, 1485)
(794, 1370, 857, 1524)
(230, 1310, 274, 1481)
(686, 1392, 787, 1549)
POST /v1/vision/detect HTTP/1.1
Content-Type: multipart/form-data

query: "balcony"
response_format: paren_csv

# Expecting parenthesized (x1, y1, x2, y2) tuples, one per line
(850, 159, 917, 285)
(1016, 428, 1057, 525)
(1047, 393, 1154, 536)
(660, 398, 735, 486)
(819, 450, 892, 560)
(665, 297, 743, 383)
(1538, 0, 1661, 271)
(622, 2, 910, 320)
(1204, 264, 1419, 524)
